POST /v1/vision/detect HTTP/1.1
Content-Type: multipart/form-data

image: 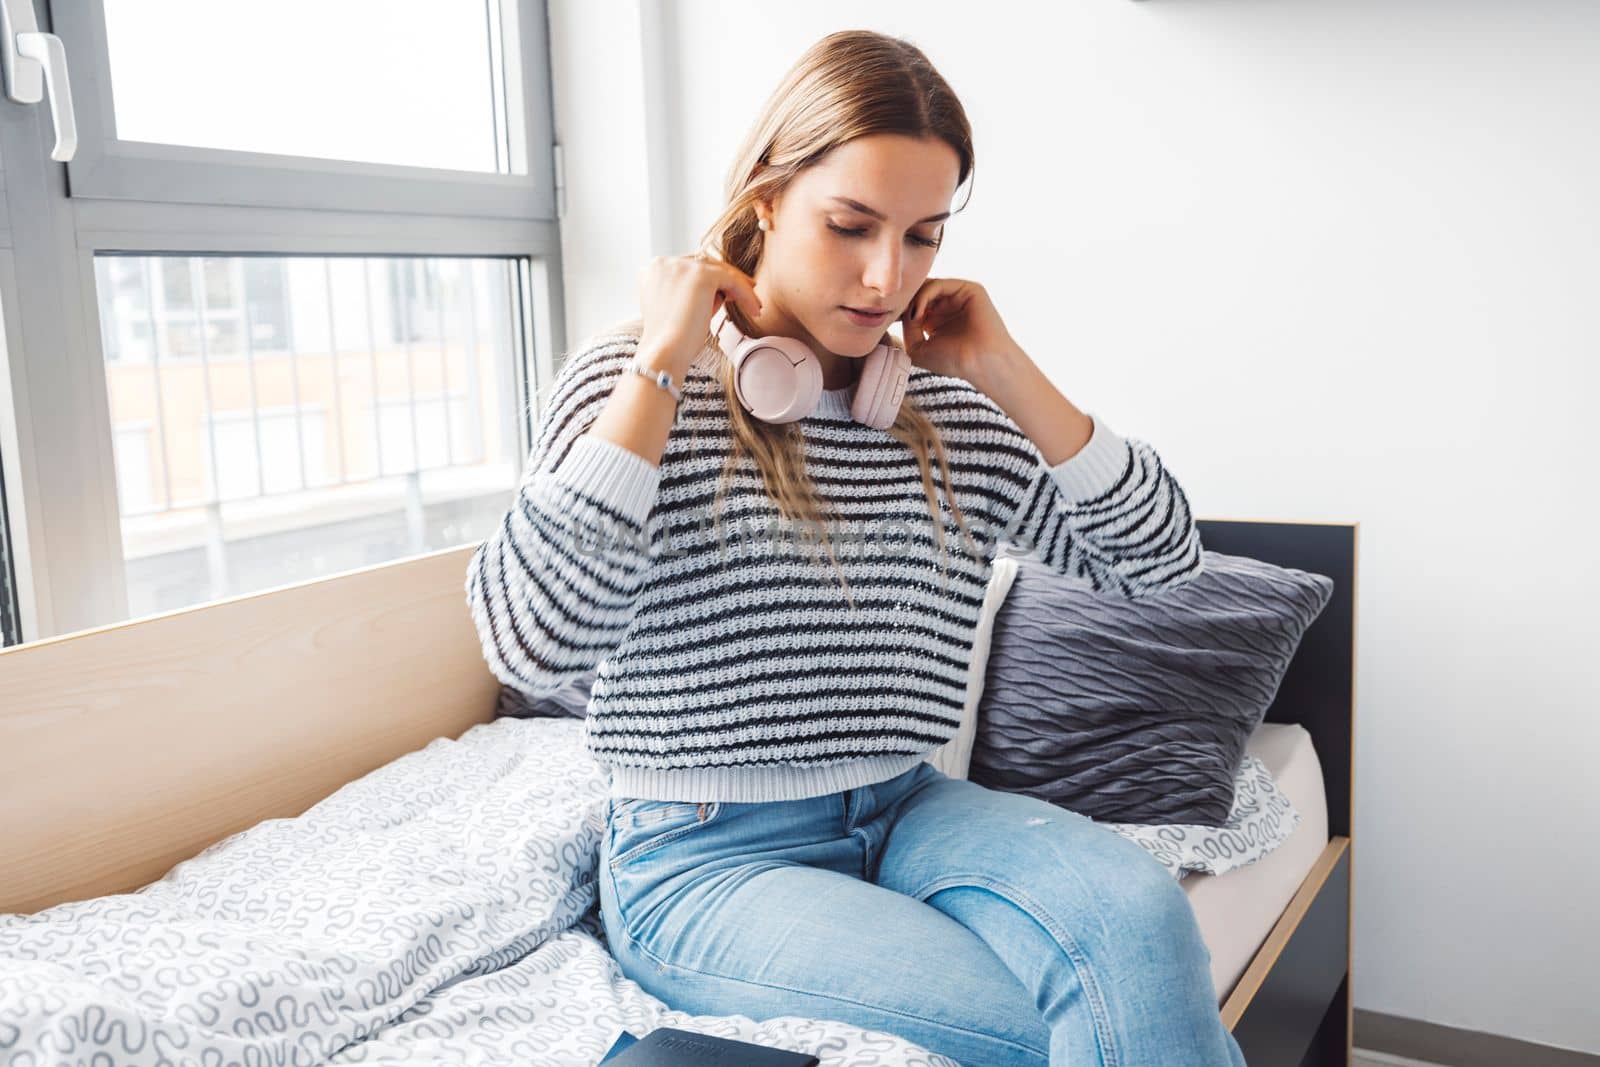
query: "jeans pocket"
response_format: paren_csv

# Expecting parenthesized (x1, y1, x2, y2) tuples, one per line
(607, 798, 722, 869)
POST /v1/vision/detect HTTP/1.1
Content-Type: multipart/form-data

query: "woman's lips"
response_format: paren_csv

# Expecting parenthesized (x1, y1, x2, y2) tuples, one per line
(842, 306, 891, 326)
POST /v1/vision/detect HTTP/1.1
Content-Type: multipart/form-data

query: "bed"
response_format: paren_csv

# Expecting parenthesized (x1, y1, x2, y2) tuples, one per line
(0, 517, 1356, 1065)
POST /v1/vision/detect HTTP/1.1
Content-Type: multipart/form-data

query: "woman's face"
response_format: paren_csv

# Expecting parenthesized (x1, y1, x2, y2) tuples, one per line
(754, 133, 960, 360)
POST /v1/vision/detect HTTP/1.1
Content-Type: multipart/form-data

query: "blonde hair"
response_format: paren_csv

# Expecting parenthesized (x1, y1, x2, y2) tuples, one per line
(604, 30, 983, 608)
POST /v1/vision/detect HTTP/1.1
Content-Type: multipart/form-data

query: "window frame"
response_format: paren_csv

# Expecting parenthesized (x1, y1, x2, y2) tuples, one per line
(0, 248, 35, 649)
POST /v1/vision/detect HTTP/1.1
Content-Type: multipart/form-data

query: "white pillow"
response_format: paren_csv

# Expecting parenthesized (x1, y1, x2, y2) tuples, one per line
(925, 556, 1019, 779)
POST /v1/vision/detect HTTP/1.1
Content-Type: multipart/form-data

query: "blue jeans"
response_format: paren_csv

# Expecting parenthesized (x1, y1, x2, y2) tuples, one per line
(598, 761, 1248, 1066)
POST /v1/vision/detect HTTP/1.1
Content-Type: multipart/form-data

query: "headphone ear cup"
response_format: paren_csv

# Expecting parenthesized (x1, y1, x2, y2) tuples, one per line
(851, 343, 911, 430)
(732, 337, 823, 423)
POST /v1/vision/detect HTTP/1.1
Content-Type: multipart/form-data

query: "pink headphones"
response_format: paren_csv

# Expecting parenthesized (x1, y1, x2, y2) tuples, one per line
(711, 304, 912, 429)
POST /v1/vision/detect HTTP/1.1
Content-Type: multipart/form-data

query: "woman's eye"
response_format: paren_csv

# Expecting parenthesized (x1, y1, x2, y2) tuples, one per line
(827, 222, 941, 249)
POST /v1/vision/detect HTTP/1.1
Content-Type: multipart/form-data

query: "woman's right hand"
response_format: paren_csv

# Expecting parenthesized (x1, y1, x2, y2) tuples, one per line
(636, 251, 764, 376)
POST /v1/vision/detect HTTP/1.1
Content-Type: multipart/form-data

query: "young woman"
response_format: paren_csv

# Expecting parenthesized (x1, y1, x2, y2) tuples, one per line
(466, 29, 1242, 1067)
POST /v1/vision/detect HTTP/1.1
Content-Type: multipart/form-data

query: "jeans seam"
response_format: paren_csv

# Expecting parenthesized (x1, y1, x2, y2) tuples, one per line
(603, 843, 661, 948)
(913, 873, 1122, 1067)
(618, 920, 1050, 1060)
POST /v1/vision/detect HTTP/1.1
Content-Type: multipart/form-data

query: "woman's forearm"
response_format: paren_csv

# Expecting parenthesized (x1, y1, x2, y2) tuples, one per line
(974, 344, 1095, 468)
(582, 343, 684, 469)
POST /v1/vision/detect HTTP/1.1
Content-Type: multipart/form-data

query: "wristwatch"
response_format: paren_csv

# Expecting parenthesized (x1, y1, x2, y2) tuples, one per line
(626, 355, 682, 402)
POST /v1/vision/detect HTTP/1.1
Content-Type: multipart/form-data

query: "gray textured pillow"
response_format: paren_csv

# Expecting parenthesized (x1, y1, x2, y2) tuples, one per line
(969, 549, 1333, 827)
(496, 673, 594, 720)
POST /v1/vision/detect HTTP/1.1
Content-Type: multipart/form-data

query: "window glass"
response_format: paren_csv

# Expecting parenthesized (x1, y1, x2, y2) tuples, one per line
(94, 255, 527, 617)
(103, 0, 510, 173)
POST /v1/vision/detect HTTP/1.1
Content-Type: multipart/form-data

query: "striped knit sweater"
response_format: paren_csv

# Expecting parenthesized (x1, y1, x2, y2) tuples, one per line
(465, 326, 1204, 803)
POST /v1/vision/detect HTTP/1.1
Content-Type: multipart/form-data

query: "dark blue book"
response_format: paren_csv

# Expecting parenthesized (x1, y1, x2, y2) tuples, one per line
(599, 1026, 819, 1066)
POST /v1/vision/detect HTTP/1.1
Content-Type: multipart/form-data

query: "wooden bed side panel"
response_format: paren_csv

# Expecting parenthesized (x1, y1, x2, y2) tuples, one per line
(0, 544, 499, 916)
(1222, 838, 1350, 1027)
(1228, 840, 1351, 1063)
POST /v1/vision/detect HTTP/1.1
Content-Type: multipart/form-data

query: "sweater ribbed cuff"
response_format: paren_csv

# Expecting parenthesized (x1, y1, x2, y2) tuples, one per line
(548, 434, 661, 526)
(1048, 413, 1132, 504)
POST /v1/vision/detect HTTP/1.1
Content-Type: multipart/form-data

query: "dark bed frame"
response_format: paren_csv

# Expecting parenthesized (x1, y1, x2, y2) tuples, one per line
(1196, 519, 1357, 1067)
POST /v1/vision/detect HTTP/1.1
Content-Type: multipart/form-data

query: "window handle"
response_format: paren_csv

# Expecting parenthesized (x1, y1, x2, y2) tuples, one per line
(14, 30, 74, 160)
(1, 0, 78, 162)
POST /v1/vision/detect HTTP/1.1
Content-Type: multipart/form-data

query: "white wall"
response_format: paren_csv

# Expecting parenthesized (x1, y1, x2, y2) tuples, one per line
(545, 1, 656, 345)
(549, 0, 1600, 1054)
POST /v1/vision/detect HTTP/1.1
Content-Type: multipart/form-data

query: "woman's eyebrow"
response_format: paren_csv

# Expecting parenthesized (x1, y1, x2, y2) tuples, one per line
(828, 196, 950, 224)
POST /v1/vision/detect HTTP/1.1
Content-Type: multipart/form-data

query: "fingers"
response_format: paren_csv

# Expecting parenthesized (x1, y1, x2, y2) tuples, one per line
(712, 260, 763, 321)
(905, 277, 953, 327)
(916, 286, 964, 331)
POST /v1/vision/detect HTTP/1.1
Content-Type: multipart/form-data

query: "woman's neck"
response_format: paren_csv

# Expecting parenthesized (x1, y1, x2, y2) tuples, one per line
(818, 352, 860, 391)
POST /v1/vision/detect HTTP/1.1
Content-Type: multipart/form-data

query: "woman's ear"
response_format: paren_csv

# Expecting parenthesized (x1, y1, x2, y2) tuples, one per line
(753, 185, 786, 227)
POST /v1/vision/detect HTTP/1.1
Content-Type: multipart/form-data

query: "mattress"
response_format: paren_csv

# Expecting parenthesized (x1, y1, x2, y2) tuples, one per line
(1183, 721, 1330, 1005)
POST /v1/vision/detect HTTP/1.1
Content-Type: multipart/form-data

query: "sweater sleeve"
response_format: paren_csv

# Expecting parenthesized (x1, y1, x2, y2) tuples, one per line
(464, 332, 663, 696)
(987, 403, 1204, 598)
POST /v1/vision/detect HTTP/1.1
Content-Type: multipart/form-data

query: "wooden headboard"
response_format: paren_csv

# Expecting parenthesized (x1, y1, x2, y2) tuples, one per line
(0, 519, 1357, 916)
(0, 545, 498, 915)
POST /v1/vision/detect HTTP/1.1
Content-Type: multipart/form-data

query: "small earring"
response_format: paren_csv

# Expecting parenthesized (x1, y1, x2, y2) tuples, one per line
(757, 217, 771, 232)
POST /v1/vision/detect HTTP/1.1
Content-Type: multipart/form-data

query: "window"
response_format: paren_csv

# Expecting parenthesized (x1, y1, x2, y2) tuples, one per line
(0, 1, 562, 644)
(56, 1, 547, 216)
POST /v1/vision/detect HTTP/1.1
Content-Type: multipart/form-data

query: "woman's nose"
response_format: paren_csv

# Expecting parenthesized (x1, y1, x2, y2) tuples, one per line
(863, 240, 902, 299)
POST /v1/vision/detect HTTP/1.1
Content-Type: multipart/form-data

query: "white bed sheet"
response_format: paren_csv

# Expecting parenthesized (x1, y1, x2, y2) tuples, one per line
(1183, 721, 1331, 1004)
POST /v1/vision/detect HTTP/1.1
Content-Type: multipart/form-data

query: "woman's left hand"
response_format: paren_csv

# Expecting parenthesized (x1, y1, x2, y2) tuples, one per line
(893, 277, 1026, 395)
